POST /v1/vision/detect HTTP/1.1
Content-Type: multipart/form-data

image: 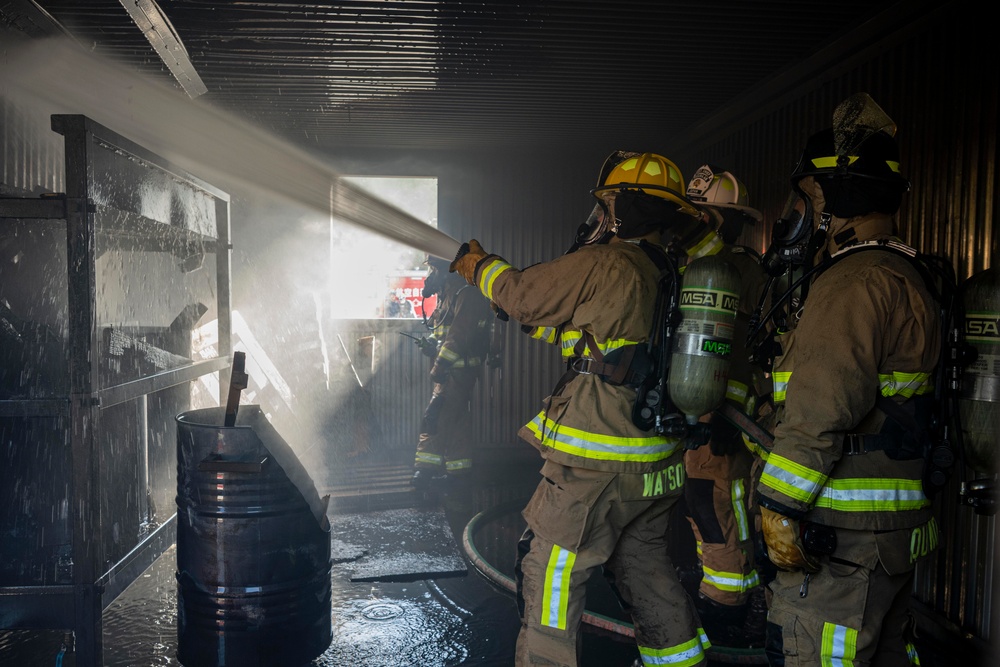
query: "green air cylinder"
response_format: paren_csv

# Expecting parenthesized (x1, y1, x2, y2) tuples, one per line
(667, 254, 741, 422)
(960, 267, 1000, 473)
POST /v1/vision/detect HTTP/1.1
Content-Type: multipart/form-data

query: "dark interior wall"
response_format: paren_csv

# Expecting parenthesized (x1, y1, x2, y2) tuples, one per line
(670, 3, 997, 280)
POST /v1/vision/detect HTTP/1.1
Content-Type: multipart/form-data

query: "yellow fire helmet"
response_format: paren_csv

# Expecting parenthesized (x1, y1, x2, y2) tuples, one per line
(591, 152, 700, 218)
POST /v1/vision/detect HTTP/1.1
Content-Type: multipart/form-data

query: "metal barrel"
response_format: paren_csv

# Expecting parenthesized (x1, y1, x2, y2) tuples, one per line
(175, 406, 332, 667)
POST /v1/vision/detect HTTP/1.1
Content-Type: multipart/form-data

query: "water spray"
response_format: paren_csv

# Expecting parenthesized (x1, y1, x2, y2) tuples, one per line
(0, 35, 461, 261)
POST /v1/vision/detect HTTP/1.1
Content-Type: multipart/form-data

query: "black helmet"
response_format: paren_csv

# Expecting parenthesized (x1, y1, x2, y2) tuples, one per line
(791, 128, 910, 218)
(791, 128, 908, 187)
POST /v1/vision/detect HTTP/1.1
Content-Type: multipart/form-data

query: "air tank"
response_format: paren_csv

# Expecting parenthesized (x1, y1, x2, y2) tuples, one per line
(959, 267, 1000, 473)
(667, 254, 741, 421)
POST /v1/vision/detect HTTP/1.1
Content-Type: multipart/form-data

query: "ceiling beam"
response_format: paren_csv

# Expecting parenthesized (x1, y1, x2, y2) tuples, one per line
(117, 0, 207, 98)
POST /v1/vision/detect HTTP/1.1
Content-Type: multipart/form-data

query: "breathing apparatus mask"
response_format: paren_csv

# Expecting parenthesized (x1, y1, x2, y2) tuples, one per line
(422, 256, 450, 298)
(760, 190, 814, 276)
(569, 150, 644, 251)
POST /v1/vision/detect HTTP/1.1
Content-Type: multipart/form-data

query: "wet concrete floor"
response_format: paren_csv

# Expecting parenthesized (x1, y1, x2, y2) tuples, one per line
(0, 444, 961, 666)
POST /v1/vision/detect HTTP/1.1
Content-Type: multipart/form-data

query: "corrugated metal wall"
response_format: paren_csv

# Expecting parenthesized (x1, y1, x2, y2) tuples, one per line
(668, 4, 997, 643)
(0, 98, 64, 196)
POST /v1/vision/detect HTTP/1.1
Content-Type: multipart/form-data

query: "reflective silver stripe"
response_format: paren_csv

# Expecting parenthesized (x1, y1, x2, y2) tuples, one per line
(638, 633, 709, 666)
(415, 452, 443, 465)
(526, 413, 679, 462)
(561, 331, 582, 357)
(541, 545, 575, 629)
(878, 371, 933, 398)
(760, 454, 827, 504)
(820, 622, 858, 667)
(731, 479, 750, 541)
(814, 479, 929, 512)
(772, 371, 791, 403)
(446, 458, 472, 471)
(702, 565, 760, 593)
(478, 258, 512, 300)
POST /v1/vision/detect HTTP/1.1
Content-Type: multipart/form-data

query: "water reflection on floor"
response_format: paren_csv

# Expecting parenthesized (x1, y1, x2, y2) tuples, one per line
(0, 447, 679, 667)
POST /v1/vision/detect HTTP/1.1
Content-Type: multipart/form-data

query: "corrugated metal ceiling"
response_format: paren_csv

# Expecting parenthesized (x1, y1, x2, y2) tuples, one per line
(4, 0, 909, 152)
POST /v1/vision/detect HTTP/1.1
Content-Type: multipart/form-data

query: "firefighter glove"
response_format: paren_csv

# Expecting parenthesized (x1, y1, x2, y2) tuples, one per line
(450, 239, 488, 285)
(416, 336, 439, 358)
(429, 363, 448, 384)
(760, 506, 820, 573)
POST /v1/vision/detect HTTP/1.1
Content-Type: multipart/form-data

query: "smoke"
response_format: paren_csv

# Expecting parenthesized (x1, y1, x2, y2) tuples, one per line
(0, 34, 459, 259)
(1, 33, 440, 464)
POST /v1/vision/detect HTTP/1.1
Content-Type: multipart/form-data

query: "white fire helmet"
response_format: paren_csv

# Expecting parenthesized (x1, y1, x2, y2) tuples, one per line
(685, 164, 762, 222)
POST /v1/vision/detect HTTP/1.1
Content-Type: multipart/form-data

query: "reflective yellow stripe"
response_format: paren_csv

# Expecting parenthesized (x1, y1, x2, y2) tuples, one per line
(530, 326, 558, 344)
(701, 564, 760, 593)
(812, 155, 860, 169)
(760, 453, 828, 504)
(597, 337, 637, 354)
(686, 229, 725, 259)
(526, 412, 679, 462)
(478, 258, 512, 300)
(731, 479, 750, 541)
(557, 331, 638, 357)
(438, 345, 460, 363)
(638, 631, 710, 666)
(906, 642, 921, 665)
(814, 477, 929, 512)
(415, 452, 443, 466)
(772, 371, 791, 403)
(450, 357, 481, 368)
(878, 371, 933, 398)
(726, 380, 748, 405)
(541, 545, 575, 629)
(561, 331, 582, 357)
(820, 622, 858, 667)
(445, 458, 472, 471)
(742, 432, 770, 460)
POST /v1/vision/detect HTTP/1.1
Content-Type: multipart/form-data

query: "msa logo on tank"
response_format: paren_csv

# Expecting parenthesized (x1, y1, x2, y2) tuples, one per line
(679, 288, 740, 313)
(643, 462, 685, 497)
(676, 286, 739, 359)
(965, 313, 999, 339)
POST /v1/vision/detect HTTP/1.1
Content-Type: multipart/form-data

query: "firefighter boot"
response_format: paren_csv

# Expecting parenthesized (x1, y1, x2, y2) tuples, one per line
(741, 586, 768, 648)
(696, 592, 749, 648)
(411, 468, 448, 489)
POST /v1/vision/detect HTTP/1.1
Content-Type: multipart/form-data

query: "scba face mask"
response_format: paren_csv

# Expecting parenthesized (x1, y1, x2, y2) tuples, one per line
(761, 191, 815, 276)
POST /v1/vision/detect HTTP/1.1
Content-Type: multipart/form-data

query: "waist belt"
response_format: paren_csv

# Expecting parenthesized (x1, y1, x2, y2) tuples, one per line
(569, 354, 645, 387)
(844, 433, 922, 460)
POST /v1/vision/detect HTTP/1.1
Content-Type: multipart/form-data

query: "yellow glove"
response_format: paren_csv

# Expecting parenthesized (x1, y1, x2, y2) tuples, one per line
(449, 239, 488, 285)
(760, 506, 820, 573)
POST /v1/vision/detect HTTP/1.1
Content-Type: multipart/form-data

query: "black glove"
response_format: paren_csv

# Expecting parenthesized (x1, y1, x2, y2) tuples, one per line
(416, 337, 439, 358)
(429, 363, 449, 384)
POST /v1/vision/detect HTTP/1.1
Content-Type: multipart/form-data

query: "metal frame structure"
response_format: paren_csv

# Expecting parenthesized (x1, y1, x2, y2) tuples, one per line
(0, 114, 232, 665)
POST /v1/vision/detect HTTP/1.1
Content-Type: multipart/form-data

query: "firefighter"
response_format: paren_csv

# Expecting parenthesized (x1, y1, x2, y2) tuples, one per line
(678, 165, 769, 646)
(410, 255, 493, 487)
(451, 153, 710, 667)
(755, 96, 940, 666)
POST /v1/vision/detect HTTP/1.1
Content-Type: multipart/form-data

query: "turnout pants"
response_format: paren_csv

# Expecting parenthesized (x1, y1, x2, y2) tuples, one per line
(765, 521, 937, 667)
(684, 445, 759, 606)
(514, 454, 709, 667)
(414, 368, 479, 475)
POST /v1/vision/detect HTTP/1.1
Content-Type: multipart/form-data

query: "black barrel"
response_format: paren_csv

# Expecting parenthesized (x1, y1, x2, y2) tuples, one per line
(175, 405, 332, 667)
